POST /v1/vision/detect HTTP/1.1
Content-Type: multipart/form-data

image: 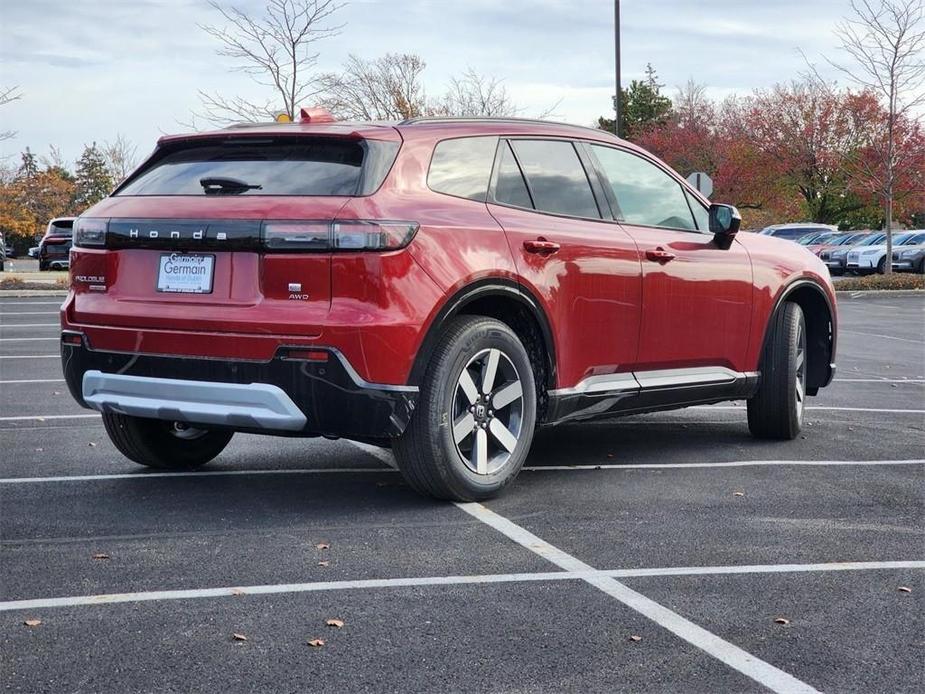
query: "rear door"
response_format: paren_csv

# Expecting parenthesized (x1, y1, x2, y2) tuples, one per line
(586, 143, 753, 375)
(486, 138, 642, 388)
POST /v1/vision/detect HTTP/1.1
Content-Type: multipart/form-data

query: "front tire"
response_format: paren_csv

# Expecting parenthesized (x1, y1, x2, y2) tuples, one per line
(394, 316, 537, 501)
(102, 413, 233, 469)
(747, 302, 807, 440)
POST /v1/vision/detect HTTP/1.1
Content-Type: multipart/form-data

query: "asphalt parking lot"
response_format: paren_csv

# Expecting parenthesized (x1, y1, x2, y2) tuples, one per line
(0, 293, 922, 693)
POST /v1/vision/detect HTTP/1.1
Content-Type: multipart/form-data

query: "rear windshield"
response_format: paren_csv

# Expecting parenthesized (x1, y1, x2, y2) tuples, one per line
(116, 137, 398, 197)
(48, 220, 73, 235)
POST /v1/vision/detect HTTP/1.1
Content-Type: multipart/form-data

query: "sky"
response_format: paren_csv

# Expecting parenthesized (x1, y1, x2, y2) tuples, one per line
(0, 0, 858, 166)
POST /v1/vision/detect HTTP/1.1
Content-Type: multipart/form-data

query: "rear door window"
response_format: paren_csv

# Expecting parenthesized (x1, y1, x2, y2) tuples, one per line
(508, 140, 601, 218)
(428, 136, 498, 201)
(117, 138, 397, 197)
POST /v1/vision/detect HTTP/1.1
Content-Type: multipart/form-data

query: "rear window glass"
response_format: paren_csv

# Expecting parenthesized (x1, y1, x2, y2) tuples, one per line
(428, 136, 498, 201)
(49, 220, 73, 235)
(494, 142, 533, 209)
(511, 140, 600, 219)
(116, 138, 398, 197)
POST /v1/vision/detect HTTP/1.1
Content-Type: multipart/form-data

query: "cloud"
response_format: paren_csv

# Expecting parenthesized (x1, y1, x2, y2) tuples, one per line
(0, 0, 852, 163)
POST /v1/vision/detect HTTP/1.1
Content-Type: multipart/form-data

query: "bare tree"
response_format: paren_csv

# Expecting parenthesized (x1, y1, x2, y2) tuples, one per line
(434, 68, 519, 117)
(194, 0, 344, 126)
(0, 86, 23, 142)
(319, 53, 429, 120)
(828, 0, 925, 273)
(102, 134, 139, 183)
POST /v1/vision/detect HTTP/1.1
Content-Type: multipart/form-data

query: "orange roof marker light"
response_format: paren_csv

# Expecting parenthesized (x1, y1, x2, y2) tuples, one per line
(274, 112, 292, 123)
(299, 106, 336, 124)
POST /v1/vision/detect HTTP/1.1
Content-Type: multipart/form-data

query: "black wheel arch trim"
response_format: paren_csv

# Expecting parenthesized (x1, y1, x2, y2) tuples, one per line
(760, 278, 836, 389)
(408, 278, 558, 390)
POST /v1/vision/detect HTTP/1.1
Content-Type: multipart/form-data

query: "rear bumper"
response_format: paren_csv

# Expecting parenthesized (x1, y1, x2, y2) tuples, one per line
(62, 339, 417, 439)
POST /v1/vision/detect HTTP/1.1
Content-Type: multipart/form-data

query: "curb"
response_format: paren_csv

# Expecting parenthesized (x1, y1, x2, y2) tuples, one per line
(834, 289, 924, 298)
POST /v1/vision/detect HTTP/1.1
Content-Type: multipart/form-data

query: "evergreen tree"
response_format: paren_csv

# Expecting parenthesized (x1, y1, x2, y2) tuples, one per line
(598, 63, 673, 140)
(73, 142, 113, 211)
(17, 148, 38, 180)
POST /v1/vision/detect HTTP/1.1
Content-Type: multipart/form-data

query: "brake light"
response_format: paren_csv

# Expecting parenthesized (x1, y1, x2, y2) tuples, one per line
(261, 221, 419, 252)
(73, 218, 108, 247)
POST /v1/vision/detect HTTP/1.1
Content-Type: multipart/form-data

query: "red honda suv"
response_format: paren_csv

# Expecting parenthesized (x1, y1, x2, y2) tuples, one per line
(62, 113, 837, 500)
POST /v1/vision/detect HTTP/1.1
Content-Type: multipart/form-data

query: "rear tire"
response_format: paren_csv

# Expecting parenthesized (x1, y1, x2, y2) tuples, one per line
(393, 316, 537, 501)
(747, 302, 807, 440)
(102, 413, 233, 469)
(876, 257, 886, 274)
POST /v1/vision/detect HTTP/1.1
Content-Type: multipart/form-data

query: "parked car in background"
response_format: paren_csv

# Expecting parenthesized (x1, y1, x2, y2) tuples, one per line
(797, 231, 842, 247)
(758, 223, 838, 241)
(890, 232, 925, 273)
(806, 231, 867, 258)
(846, 231, 922, 274)
(0, 231, 6, 271)
(61, 114, 837, 501)
(28, 246, 39, 258)
(821, 232, 882, 275)
(39, 217, 76, 271)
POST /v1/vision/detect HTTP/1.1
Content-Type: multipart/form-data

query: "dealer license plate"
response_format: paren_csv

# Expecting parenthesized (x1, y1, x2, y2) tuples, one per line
(156, 253, 214, 294)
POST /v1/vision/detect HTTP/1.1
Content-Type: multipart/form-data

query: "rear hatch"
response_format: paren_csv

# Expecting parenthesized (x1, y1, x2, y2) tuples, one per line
(68, 130, 400, 338)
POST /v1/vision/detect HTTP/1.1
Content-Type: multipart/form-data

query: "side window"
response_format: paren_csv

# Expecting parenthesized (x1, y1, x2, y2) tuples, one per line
(590, 145, 697, 231)
(509, 140, 601, 218)
(685, 189, 710, 232)
(494, 141, 533, 209)
(428, 136, 499, 201)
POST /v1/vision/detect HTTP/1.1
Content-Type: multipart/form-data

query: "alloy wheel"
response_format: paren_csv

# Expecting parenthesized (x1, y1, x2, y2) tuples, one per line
(794, 321, 807, 422)
(451, 348, 524, 475)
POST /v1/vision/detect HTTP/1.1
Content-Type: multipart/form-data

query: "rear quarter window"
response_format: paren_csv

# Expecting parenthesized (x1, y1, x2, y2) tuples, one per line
(116, 138, 398, 197)
(428, 136, 499, 202)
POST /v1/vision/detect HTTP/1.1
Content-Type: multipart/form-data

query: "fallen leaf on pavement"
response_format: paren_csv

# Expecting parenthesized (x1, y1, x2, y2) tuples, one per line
(774, 618, 790, 625)
(88, 442, 97, 447)
(317, 561, 330, 567)
(231, 588, 245, 596)
(308, 638, 325, 647)
(91, 553, 110, 560)
(733, 491, 745, 497)
(315, 543, 330, 550)
(628, 634, 641, 642)
(232, 633, 248, 641)
(34, 448, 43, 452)
(898, 586, 912, 593)
(24, 619, 41, 627)
(325, 619, 344, 628)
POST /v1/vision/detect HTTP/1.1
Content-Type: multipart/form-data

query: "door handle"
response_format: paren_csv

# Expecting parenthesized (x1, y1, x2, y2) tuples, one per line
(645, 247, 676, 263)
(524, 239, 560, 255)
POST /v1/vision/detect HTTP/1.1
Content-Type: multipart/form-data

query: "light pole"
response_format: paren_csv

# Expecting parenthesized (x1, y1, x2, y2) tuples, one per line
(613, 0, 621, 137)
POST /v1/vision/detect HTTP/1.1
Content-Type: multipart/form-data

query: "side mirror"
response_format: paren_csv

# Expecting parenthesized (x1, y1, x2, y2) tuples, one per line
(709, 203, 741, 248)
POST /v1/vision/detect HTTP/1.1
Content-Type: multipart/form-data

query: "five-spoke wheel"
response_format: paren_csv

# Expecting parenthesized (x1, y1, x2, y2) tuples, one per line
(393, 316, 537, 501)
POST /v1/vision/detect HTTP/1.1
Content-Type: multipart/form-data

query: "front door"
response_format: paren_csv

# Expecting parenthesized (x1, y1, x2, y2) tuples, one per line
(586, 143, 753, 376)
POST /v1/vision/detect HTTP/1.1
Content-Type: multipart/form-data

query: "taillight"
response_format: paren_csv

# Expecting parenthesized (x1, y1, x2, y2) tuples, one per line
(261, 220, 418, 252)
(73, 218, 109, 247)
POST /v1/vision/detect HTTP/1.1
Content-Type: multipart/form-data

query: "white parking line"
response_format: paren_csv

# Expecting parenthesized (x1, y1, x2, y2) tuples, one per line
(0, 311, 59, 316)
(0, 302, 63, 306)
(0, 355, 59, 359)
(4, 459, 919, 485)
(0, 324, 59, 329)
(840, 330, 923, 345)
(0, 414, 100, 422)
(0, 337, 59, 342)
(836, 378, 925, 383)
(1, 560, 920, 613)
(695, 405, 925, 414)
(455, 502, 820, 694)
(0, 379, 65, 384)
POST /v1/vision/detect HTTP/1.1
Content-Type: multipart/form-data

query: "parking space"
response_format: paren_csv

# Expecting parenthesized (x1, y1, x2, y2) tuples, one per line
(1, 293, 923, 692)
